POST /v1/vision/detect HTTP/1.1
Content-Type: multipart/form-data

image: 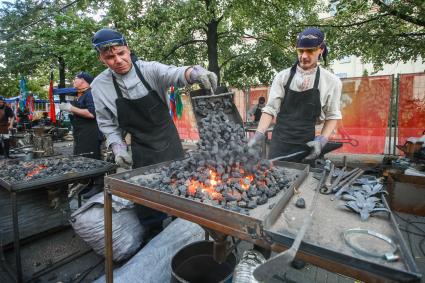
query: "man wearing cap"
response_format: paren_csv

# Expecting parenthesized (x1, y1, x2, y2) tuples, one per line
(0, 96, 15, 158)
(248, 27, 342, 162)
(59, 72, 103, 160)
(90, 28, 217, 234)
(90, 28, 217, 169)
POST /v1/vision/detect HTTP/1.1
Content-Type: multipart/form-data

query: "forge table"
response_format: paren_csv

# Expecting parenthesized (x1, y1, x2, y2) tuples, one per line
(104, 161, 422, 283)
(0, 157, 116, 283)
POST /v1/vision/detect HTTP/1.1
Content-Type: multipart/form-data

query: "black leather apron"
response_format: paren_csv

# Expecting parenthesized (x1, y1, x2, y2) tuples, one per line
(111, 61, 184, 168)
(70, 90, 101, 160)
(269, 64, 321, 162)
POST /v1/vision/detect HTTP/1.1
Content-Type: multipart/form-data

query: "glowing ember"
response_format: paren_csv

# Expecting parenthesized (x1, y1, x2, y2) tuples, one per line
(186, 169, 255, 200)
(26, 164, 48, 177)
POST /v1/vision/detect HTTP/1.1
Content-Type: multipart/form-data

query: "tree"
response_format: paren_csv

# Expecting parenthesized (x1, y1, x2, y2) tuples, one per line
(0, 0, 104, 97)
(121, 0, 318, 87)
(319, 0, 425, 69)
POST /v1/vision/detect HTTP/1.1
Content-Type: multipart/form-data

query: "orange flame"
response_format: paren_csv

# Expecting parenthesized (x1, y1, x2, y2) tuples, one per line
(240, 175, 254, 190)
(187, 169, 223, 200)
(27, 164, 48, 177)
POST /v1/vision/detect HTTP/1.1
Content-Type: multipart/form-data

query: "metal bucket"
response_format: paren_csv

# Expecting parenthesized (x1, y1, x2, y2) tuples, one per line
(171, 241, 236, 283)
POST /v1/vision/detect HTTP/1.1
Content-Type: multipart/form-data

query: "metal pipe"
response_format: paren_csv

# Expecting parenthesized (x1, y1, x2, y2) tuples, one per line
(104, 186, 114, 283)
(11, 192, 23, 283)
(191, 92, 234, 100)
(253, 170, 326, 281)
(29, 249, 91, 280)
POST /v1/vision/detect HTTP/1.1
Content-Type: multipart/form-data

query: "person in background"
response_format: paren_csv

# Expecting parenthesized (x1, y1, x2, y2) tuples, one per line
(248, 96, 266, 123)
(59, 72, 103, 160)
(59, 72, 104, 199)
(248, 27, 342, 162)
(0, 96, 15, 158)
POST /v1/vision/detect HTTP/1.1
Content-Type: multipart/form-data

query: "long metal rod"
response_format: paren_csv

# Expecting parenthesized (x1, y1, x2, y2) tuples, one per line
(394, 74, 400, 155)
(11, 192, 23, 283)
(29, 249, 91, 280)
(253, 170, 326, 282)
(104, 186, 113, 283)
(191, 92, 233, 100)
(388, 74, 394, 155)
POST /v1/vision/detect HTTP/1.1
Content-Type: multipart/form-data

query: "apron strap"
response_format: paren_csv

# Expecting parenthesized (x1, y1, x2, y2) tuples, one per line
(313, 67, 320, 89)
(132, 61, 153, 92)
(111, 75, 124, 99)
(111, 59, 155, 98)
(284, 64, 298, 92)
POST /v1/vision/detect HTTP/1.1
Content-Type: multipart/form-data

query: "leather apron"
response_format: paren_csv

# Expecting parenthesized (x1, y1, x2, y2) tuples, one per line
(111, 61, 184, 168)
(269, 64, 321, 162)
(70, 90, 101, 159)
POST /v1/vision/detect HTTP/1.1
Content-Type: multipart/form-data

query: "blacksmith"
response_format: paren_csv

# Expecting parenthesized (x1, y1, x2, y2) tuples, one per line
(90, 28, 217, 233)
(248, 27, 342, 162)
(59, 72, 103, 160)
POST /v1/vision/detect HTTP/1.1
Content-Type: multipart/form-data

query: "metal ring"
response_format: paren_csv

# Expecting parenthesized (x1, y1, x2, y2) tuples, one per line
(342, 228, 398, 259)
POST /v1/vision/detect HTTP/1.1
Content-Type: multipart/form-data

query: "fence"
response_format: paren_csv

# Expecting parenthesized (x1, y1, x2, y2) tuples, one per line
(174, 72, 425, 155)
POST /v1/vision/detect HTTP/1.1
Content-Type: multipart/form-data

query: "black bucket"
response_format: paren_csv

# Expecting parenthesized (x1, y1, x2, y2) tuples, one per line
(171, 241, 236, 283)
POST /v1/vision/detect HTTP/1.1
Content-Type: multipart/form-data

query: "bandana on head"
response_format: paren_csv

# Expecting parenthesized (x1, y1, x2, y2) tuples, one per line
(296, 27, 328, 65)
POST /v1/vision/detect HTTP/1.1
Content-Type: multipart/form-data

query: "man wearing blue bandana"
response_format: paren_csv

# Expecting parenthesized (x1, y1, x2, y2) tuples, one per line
(90, 28, 217, 236)
(248, 27, 342, 161)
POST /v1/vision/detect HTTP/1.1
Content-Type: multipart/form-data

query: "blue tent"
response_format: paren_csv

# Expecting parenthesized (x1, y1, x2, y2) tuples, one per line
(53, 87, 77, 95)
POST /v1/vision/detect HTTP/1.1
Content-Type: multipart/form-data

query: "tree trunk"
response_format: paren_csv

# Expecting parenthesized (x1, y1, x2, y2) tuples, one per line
(58, 56, 66, 103)
(205, 0, 220, 85)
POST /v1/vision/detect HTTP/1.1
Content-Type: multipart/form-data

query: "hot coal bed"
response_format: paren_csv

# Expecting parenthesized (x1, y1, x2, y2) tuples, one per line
(0, 157, 114, 191)
(121, 93, 298, 215)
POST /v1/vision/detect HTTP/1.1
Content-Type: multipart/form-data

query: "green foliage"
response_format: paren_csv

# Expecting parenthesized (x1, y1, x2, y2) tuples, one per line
(0, 0, 423, 95)
(323, 0, 425, 70)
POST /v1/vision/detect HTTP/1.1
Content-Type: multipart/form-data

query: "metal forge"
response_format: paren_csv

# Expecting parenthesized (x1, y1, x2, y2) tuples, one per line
(104, 160, 308, 279)
(104, 91, 421, 283)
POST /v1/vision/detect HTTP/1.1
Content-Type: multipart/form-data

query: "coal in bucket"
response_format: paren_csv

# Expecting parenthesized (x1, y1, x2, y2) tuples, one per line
(171, 240, 236, 283)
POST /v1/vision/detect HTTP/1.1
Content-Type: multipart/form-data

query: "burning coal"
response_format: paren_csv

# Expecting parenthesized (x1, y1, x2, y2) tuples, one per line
(0, 157, 109, 183)
(124, 95, 292, 214)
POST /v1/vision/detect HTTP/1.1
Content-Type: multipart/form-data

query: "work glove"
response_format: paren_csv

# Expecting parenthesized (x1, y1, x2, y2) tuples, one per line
(247, 131, 266, 148)
(305, 135, 328, 160)
(190, 65, 218, 92)
(112, 143, 133, 169)
(59, 102, 73, 112)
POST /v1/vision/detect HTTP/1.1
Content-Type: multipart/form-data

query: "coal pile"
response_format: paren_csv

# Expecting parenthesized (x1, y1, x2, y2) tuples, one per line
(123, 95, 292, 214)
(0, 157, 110, 183)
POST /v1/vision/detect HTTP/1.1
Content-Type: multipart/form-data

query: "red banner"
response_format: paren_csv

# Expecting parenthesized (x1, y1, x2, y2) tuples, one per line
(48, 72, 56, 124)
(397, 73, 425, 151)
(331, 76, 392, 154)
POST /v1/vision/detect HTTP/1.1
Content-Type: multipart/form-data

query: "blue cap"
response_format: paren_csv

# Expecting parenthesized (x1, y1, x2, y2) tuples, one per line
(296, 27, 328, 64)
(0, 96, 4, 101)
(296, 28, 325, 49)
(75, 72, 94, 84)
(92, 28, 127, 52)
